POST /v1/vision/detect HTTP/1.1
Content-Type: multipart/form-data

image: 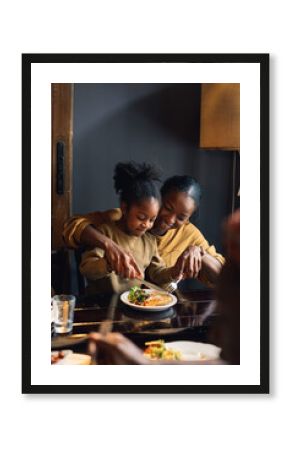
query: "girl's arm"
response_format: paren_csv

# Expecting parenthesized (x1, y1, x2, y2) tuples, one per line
(145, 242, 182, 286)
(79, 247, 109, 280)
(79, 223, 114, 280)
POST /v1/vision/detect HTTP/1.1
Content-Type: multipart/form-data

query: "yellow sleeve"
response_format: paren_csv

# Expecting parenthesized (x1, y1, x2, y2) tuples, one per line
(79, 223, 114, 280)
(79, 248, 108, 280)
(146, 239, 173, 286)
(181, 223, 225, 287)
(62, 208, 122, 249)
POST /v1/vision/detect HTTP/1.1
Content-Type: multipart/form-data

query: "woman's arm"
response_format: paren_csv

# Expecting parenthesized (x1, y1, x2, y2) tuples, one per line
(79, 223, 142, 281)
(174, 245, 223, 286)
(199, 251, 223, 285)
(81, 225, 143, 279)
(172, 223, 225, 286)
(63, 211, 142, 279)
(62, 211, 115, 249)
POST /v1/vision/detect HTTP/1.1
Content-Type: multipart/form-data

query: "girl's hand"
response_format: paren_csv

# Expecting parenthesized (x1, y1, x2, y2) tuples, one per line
(104, 239, 143, 279)
(172, 245, 204, 280)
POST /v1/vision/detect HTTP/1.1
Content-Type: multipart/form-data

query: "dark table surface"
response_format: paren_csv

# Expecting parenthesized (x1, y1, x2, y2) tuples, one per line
(52, 289, 219, 351)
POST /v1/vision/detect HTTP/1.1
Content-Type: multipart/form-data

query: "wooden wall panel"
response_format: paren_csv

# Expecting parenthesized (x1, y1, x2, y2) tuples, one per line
(51, 84, 74, 250)
(200, 83, 240, 150)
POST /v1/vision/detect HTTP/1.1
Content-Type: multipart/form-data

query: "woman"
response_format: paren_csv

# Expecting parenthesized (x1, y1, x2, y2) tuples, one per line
(63, 175, 225, 287)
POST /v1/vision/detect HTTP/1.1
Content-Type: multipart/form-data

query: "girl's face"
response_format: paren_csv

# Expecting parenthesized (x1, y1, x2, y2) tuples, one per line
(121, 197, 160, 237)
(152, 190, 196, 235)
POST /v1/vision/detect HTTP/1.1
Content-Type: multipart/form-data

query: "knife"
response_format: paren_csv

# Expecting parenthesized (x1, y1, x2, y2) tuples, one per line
(131, 278, 168, 292)
(131, 278, 187, 302)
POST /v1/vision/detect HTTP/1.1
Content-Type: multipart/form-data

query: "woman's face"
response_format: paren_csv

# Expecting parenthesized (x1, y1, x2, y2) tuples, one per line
(152, 190, 196, 235)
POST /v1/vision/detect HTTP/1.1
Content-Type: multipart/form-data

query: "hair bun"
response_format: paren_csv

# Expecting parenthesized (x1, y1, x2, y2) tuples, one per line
(114, 161, 161, 194)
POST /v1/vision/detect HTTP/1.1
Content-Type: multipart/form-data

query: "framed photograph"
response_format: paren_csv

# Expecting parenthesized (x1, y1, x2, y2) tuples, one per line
(22, 53, 269, 394)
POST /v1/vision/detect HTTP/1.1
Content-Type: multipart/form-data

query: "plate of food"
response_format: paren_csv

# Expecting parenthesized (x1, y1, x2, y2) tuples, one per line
(143, 340, 221, 361)
(120, 286, 177, 311)
(51, 350, 91, 365)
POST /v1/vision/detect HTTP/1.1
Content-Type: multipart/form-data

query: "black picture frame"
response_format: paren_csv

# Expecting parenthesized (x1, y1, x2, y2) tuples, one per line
(22, 53, 269, 394)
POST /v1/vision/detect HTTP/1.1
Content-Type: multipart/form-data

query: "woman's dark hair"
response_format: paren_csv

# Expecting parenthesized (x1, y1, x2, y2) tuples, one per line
(160, 175, 202, 209)
(114, 161, 161, 207)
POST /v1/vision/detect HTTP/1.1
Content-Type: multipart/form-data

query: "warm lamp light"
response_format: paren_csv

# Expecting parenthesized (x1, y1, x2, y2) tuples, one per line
(200, 83, 240, 150)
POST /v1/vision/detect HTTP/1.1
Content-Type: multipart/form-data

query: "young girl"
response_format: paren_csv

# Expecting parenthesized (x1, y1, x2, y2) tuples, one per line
(80, 162, 181, 294)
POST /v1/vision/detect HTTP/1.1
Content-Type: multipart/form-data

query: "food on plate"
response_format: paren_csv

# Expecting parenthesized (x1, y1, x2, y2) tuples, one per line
(143, 340, 218, 361)
(128, 286, 172, 306)
(57, 353, 91, 365)
(51, 350, 70, 364)
(51, 350, 91, 365)
(144, 339, 182, 360)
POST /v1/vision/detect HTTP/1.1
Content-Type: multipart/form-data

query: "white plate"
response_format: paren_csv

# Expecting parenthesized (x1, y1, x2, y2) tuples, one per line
(165, 341, 221, 361)
(56, 353, 91, 365)
(120, 289, 177, 311)
(51, 350, 91, 365)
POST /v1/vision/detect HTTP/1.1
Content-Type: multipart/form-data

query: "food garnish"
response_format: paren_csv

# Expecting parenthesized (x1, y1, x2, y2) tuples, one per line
(128, 286, 150, 304)
(144, 339, 181, 360)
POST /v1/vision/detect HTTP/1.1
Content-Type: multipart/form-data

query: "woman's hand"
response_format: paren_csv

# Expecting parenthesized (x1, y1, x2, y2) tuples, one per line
(172, 245, 204, 280)
(88, 332, 149, 365)
(80, 225, 143, 279)
(104, 239, 143, 279)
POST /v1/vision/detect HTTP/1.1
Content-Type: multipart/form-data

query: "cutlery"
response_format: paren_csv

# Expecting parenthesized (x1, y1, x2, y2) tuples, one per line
(98, 293, 119, 336)
(140, 279, 167, 292)
(131, 278, 173, 293)
(88, 293, 119, 364)
(51, 333, 89, 349)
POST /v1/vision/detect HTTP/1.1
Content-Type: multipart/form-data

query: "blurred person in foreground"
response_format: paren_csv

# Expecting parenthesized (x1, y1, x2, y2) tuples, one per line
(210, 208, 240, 364)
(88, 209, 240, 365)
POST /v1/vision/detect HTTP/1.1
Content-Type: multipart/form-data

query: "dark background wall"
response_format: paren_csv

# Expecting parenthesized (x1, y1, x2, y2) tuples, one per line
(72, 83, 239, 290)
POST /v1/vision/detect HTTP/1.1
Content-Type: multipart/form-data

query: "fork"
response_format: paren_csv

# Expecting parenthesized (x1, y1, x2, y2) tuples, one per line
(143, 278, 188, 303)
(164, 280, 190, 303)
(131, 278, 179, 294)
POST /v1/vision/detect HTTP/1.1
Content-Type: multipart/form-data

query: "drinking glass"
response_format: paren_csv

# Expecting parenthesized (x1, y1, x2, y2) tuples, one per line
(53, 295, 76, 334)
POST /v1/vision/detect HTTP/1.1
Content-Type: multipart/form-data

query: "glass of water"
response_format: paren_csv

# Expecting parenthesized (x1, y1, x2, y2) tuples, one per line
(53, 295, 76, 334)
